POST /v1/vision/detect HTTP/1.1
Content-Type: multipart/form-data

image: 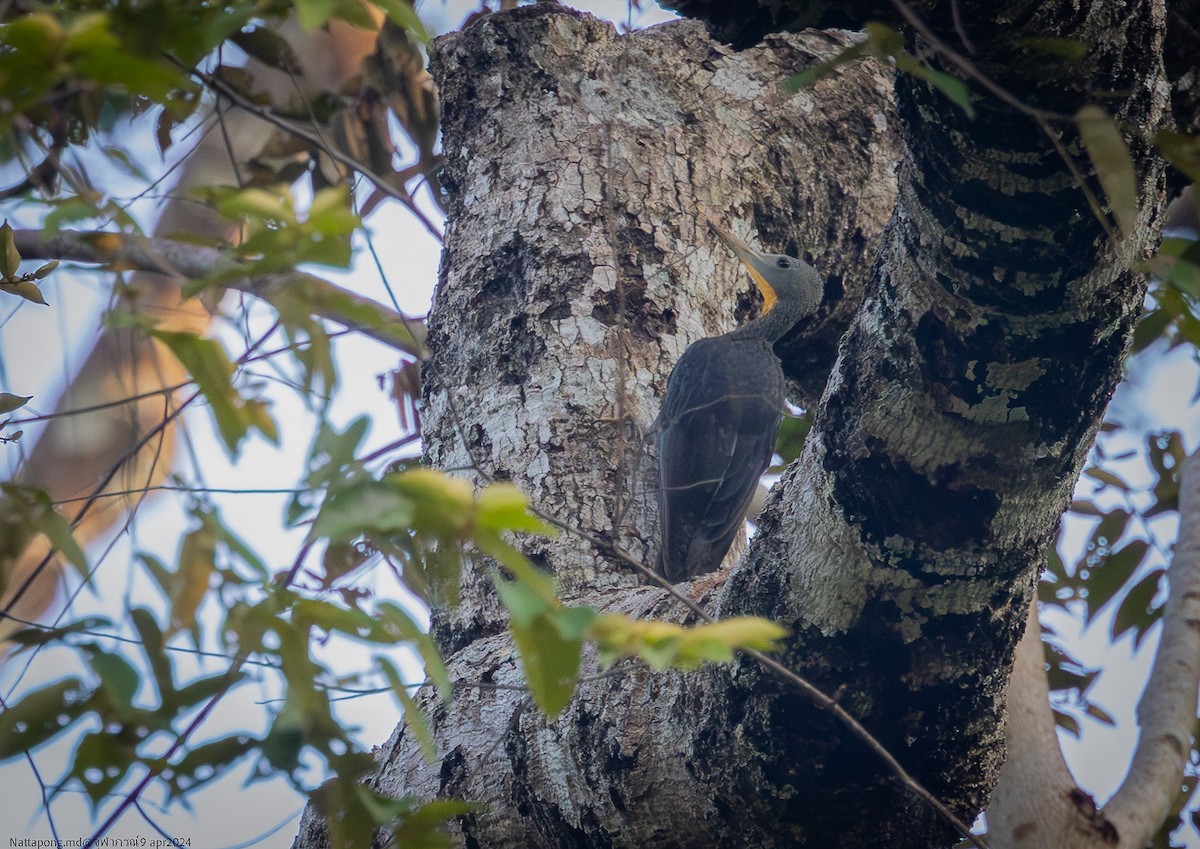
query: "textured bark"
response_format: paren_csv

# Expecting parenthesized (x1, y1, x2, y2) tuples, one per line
(419, 10, 898, 653)
(289, 3, 1172, 849)
(301, 8, 899, 849)
(714, 1, 1169, 842)
(1164, 0, 1200, 137)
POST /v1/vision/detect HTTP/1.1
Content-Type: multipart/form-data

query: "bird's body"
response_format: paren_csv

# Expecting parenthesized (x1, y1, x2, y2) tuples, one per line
(654, 225, 823, 582)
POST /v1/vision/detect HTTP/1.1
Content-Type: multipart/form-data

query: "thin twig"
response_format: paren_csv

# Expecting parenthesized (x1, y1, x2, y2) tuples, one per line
(173, 58, 445, 243)
(0, 612, 281, 667)
(888, 0, 1117, 244)
(530, 508, 988, 848)
(0, 689, 65, 849)
(888, 0, 1069, 123)
(2, 322, 280, 626)
(83, 535, 316, 846)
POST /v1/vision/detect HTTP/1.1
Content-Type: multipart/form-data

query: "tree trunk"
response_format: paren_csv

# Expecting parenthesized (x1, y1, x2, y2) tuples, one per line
(294, 3, 1169, 847)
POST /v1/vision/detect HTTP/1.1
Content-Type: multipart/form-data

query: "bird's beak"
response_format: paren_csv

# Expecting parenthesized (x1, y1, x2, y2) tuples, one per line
(707, 222, 778, 314)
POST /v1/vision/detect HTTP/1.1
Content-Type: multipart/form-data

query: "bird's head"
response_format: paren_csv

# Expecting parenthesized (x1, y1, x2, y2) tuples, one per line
(709, 222, 823, 318)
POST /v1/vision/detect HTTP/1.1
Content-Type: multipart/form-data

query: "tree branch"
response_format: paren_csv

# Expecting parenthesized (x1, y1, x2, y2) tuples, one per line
(991, 451, 1200, 849)
(1106, 449, 1200, 846)
(11, 228, 427, 357)
(987, 605, 1090, 848)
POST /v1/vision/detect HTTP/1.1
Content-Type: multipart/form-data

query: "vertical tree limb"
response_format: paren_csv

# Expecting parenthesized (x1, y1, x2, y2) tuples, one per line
(1106, 449, 1200, 846)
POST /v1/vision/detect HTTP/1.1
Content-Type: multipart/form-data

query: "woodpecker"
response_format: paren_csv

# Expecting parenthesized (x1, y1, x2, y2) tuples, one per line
(654, 223, 823, 582)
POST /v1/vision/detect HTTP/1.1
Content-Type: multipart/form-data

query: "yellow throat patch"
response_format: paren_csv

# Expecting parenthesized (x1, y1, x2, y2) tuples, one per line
(745, 264, 778, 314)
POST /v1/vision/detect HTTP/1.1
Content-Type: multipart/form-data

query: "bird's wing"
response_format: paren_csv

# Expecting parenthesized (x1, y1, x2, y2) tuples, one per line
(656, 338, 784, 581)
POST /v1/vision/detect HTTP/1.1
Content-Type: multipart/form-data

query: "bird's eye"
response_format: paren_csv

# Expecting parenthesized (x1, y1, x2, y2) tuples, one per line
(776, 257, 791, 269)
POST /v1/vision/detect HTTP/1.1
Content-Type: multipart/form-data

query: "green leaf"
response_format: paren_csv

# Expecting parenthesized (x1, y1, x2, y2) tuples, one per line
(300, 417, 371, 493)
(1090, 508, 1130, 549)
(784, 39, 869, 92)
(894, 53, 974, 117)
(1023, 37, 1090, 60)
(492, 567, 553, 626)
(551, 605, 597, 642)
(589, 614, 785, 670)
(172, 517, 217, 636)
(773, 412, 812, 469)
(308, 185, 358, 229)
(0, 393, 32, 414)
(369, 0, 430, 43)
(1084, 466, 1130, 491)
(165, 734, 256, 799)
(138, 552, 174, 602)
(390, 798, 476, 849)
(85, 645, 141, 709)
(1068, 499, 1103, 516)
(1112, 568, 1164, 646)
(33, 260, 58, 279)
(474, 533, 556, 611)
(1084, 702, 1116, 726)
(173, 668, 244, 710)
(204, 506, 269, 579)
(786, 23, 974, 116)
(379, 656, 436, 761)
(1077, 105, 1139, 237)
(1053, 707, 1082, 738)
(309, 480, 415, 544)
(329, 0, 379, 29)
(378, 603, 450, 699)
(64, 13, 191, 102)
(43, 198, 102, 234)
(1156, 132, 1200, 182)
(1, 279, 48, 305)
(388, 468, 474, 532)
(1132, 303, 1174, 351)
(494, 577, 582, 716)
(217, 186, 296, 225)
(0, 678, 90, 759)
(0, 220, 19, 278)
(1085, 540, 1149, 622)
(230, 26, 300, 70)
(294, 0, 338, 32)
(294, 597, 392, 642)
(1043, 642, 1098, 694)
(1146, 430, 1185, 516)
(0, 483, 89, 577)
(151, 330, 276, 457)
(102, 144, 150, 182)
(130, 608, 176, 706)
(475, 483, 554, 534)
(676, 617, 788, 667)
(5, 616, 112, 648)
(1156, 237, 1200, 298)
(262, 696, 308, 775)
(312, 778, 377, 849)
(71, 730, 134, 807)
